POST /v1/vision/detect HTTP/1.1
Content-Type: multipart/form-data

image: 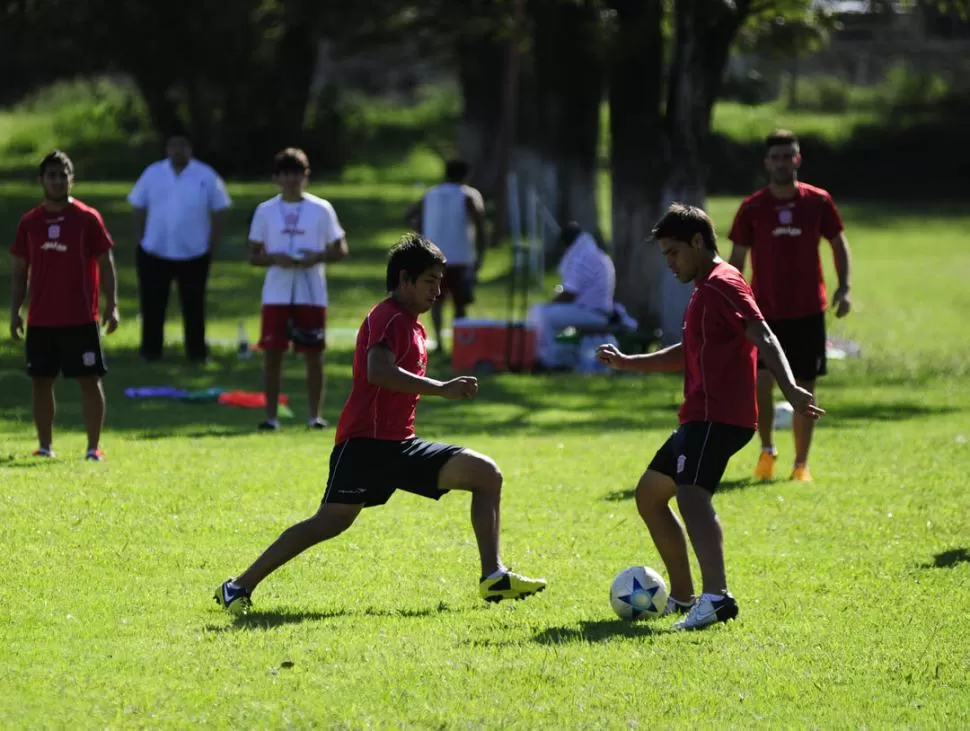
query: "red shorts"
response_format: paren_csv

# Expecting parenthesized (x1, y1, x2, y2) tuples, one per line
(259, 305, 327, 352)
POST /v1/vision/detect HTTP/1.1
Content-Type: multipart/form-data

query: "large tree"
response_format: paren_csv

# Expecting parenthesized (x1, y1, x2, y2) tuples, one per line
(607, 0, 753, 341)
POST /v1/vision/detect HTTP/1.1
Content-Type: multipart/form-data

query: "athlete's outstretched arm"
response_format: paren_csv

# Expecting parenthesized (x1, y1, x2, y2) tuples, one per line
(596, 342, 684, 373)
(367, 344, 477, 400)
(745, 319, 824, 419)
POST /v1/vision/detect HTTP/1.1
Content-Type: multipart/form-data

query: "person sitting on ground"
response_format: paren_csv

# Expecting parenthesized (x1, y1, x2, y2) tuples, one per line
(528, 223, 617, 371)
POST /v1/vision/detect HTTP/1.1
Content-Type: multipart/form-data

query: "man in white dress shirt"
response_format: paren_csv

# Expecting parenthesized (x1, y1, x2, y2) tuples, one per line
(528, 223, 616, 371)
(248, 148, 348, 431)
(405, 159, 486, 355)
(128, 134, 231, 363)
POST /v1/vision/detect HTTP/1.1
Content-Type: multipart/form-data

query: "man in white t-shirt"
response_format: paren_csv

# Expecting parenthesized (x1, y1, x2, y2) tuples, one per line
(528, 223, 616, 370)
(128, 134, 231, 363)
(405, 159, 486, 355)
(248, 148, 348, 431)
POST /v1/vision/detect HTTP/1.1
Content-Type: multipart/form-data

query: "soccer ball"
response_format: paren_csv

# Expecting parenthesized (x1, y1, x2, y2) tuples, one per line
(609, 566, 668, 621)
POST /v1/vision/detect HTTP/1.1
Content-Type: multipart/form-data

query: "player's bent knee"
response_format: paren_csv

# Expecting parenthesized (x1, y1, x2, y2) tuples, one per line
(635, 469, 677, 510)
(311, 503, 361, 540)
(438, 449, 502, 494)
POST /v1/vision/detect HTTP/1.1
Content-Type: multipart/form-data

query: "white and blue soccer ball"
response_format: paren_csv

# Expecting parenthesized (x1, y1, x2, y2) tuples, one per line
(610, 566, 669, 621)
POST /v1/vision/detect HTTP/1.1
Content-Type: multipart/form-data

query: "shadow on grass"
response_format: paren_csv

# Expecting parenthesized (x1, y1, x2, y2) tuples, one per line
(601, 477, 765, 503)
(533, 619, 669, 644)
(829, 402, 962, 422)
(0, 455, 61, 469)
(204, 600, 464, 632)
(920, 547, 970, 569)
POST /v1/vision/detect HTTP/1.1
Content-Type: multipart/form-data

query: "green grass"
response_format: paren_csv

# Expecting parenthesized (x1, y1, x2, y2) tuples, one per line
(2, 180, 970, 727)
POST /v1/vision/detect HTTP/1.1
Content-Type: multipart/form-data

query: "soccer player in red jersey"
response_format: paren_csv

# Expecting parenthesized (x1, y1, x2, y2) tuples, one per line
(9, 151, 120, 461)
(215, 234, 546, 613)
(727, 129, 852, 482)
(596, 204, 823, 630)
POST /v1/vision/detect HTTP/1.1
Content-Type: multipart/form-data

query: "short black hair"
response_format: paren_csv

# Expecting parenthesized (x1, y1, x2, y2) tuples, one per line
(386, 233, 446, 291)
(766, 128, 799, 152)
(560, 221, 583, 247)
(444, 159, 470, 183)
(39, 150, 74, 177)
(651, 203, 718, 252)
(274, 147, 310, 175)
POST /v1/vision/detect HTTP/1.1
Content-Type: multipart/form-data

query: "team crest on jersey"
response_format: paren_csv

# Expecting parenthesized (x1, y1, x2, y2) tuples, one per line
(47, 224, 61, 239)
(777, 209, 793, 225)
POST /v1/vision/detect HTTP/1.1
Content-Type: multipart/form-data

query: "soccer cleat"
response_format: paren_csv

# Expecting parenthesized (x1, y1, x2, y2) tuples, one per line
(754, 450, 776, 480)
(258, 419, 280, 431)
(33, 447, 55, 458)
(664, 597, 696, 616)
(791, 464, 813, 482)
(672, 592, 739, 631)
(85, 448, 105, 462)
(479, 570, 547, 603)
(307, 417, 329, 430)
(214, 579, 252, 615)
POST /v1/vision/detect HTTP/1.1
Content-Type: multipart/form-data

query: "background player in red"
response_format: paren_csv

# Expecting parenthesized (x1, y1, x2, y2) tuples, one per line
(9, 150, 120, 461)
(727, 129, 852, 483)
(215, 234, 546, 614)
(597, 204, 823, 630)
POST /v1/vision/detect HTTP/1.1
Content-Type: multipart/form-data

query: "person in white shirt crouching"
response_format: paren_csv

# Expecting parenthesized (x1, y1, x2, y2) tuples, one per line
(248, 148, 349, 431)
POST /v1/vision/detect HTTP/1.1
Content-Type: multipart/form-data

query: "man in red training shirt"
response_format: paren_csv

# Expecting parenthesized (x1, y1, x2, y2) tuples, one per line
(9, 150, 120, 461)
(216, 233, 546, 614)
(728, 129, 852, 482)
(597, 204, 823, 630)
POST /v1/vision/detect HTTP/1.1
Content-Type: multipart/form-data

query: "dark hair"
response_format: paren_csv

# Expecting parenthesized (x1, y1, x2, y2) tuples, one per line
(39, 150, 74, 177)
(274, 147, 310, 175)
(651, 203, 718, 252)
(765, 129, 799, 152)
(444, 159, 470, 183)
(560, 221, 583, 247)
(386, 233, 446, 291)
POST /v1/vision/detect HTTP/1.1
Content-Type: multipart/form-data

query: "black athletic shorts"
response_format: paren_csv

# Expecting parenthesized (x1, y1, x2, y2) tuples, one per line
(758, 312, 827, 382)
(25, 323, 107, 379)
(322, 437, 466, 507)
(648, 421, 755, 493)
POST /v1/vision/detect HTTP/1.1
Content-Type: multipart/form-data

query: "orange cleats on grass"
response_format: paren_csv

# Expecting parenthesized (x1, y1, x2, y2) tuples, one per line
(754, 451, 776, 481)
(791, 464, 813, 482)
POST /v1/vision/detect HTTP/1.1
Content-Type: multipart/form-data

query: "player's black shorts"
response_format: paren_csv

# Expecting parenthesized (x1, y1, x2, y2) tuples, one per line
(648, 421, 755, 493)
(758, 312, 827, 382)
(25, 323, 107, 379)
(322, 437, 466, 507)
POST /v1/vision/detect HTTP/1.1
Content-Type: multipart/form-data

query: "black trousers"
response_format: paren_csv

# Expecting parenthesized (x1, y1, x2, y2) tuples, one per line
(136, 246, 211, 361)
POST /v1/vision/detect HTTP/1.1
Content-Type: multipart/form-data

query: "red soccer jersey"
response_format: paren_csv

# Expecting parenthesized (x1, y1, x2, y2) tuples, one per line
(727, 183, 843, 321)
(680, 262, 765, 429)
(335, 298, 429, 443)
(10, 199, 114, 327)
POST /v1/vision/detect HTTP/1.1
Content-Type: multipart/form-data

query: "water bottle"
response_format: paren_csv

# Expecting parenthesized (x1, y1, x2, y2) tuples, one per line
(237, 321, 251, 360)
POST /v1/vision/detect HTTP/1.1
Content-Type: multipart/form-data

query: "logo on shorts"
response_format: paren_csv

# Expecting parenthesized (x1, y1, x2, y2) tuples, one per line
(676, 454, 687, 474)
(82, 352, 96, 367)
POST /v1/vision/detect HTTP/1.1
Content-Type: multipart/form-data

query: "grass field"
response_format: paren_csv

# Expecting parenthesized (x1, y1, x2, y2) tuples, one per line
(2, 180, 970, 728)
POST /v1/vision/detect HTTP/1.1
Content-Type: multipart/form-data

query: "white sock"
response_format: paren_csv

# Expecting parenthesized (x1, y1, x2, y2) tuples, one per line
(700, 592, 725, 603)
(669, 597, 693, 607)
(762, 446, 777, 455)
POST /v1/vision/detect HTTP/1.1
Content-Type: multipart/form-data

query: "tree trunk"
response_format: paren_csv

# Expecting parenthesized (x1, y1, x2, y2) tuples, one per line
(457, 34, 507, 194)
(656, 0, 747, 341)
(607, 0, 666, 334)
